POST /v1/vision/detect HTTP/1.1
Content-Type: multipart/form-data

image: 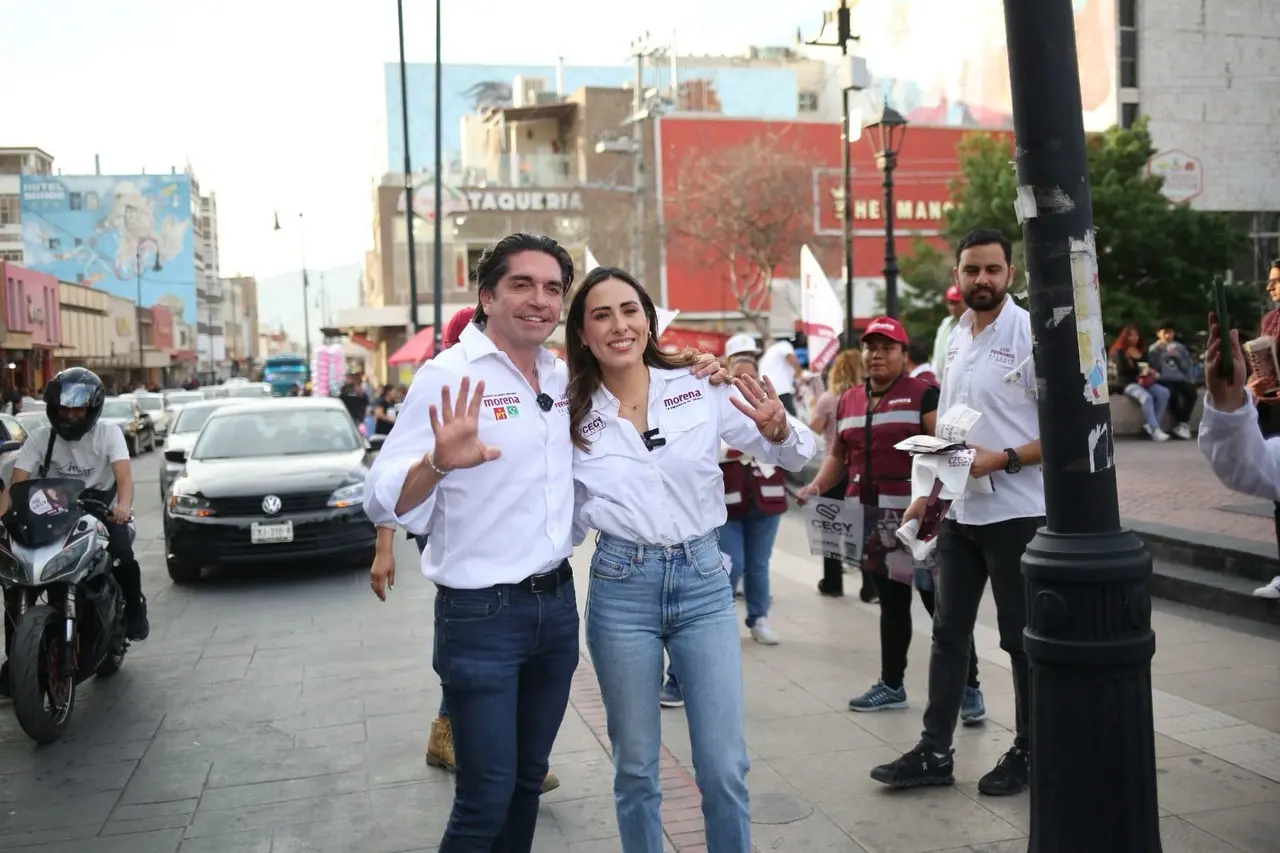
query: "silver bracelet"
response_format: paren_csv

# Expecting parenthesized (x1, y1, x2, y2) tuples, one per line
(424, 451, 449, 477)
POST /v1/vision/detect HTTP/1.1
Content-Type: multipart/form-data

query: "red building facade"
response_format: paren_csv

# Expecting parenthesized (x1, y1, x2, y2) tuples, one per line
(653, 116, 1005, 317)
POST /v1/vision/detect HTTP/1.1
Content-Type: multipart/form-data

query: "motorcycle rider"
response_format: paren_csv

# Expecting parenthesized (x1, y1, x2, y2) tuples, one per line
(0, 368, 147, 697)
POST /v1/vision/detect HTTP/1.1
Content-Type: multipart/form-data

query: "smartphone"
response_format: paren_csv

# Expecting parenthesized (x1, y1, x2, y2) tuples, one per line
(1212, 274, 1233, 383)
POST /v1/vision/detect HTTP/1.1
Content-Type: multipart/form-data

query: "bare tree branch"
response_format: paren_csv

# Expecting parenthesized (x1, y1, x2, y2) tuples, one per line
(665, 134, 814, 339)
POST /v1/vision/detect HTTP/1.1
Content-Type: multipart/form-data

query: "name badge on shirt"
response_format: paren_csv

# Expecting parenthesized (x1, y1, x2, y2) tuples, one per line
(946, 347, 959, 366)
(662, 389, 703, 411)
(579, 414, 607, 442)
(988, 347, 1017, 368)
(482, 393, 522, 422)
(553, 394, 570, 415)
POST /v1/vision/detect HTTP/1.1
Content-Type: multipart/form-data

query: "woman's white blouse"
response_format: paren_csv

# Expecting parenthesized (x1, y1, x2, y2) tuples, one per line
(572, 367, 817, 547)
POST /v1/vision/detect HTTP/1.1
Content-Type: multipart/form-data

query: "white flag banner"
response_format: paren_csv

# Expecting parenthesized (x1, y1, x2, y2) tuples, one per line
(585, 247, 600, 273)
(798, 497, 864, 562)
(799, 244, 843, 372)
(656, 308, 679, 336)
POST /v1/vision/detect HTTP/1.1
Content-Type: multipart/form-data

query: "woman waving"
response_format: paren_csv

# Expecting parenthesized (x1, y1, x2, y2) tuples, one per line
(566, 267, 816, 853)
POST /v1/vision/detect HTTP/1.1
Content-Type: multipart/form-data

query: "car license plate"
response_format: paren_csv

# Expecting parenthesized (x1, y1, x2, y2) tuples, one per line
(251, 521, 294, 544)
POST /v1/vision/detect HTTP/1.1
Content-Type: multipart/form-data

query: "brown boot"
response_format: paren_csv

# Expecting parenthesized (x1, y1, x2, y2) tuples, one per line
(541, 770, 560, 793)
(425, 715, 455, 770)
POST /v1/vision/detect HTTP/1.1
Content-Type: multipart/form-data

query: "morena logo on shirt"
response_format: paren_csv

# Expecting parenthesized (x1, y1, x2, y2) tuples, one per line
(579, 415, 606, 440)
(483, 393, 521, 420)
(663, 389, 703, 410)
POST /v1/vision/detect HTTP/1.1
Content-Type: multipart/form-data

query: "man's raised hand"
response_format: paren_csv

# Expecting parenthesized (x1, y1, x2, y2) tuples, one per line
(427, 377, 502, 472)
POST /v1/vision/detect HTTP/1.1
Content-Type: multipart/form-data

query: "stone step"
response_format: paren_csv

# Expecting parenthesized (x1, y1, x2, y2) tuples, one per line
(1150, 559, 1280, 626)
(1127, 518, 1278, 585)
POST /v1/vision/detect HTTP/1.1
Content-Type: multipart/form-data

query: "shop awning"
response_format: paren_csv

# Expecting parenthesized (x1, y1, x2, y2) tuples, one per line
(387, 326, 437, 366)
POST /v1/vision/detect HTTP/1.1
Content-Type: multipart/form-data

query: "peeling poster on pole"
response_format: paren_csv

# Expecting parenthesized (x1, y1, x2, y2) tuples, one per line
(1070, 232, 1109, 405)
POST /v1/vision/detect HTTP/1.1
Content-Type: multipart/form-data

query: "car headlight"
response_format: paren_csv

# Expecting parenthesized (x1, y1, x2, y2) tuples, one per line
(0, 549, 25, 585)
(327, 482, 365, 508)
(40, 537, 92, 583)
(169, 492, 215, 518)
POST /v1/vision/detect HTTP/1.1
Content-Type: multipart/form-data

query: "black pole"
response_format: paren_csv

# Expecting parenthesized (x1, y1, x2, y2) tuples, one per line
(396, 0, 420, 333)
(839, 1, 854, 344)
(1003, 2, 1161, 851)
(431, 0, 444, 351)
(135, 245, 144, 385)
(880, 152, 899, 318)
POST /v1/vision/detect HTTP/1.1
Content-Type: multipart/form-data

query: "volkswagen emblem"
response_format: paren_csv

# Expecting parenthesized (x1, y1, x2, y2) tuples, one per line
(262, 495, 282, 515)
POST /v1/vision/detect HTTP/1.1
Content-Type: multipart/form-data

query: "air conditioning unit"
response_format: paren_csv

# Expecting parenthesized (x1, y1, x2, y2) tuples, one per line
(512, 76, 547, 108)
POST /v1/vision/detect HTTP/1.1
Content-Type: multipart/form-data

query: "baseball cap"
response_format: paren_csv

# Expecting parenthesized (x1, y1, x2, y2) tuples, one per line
(862, 316, 909, 345)
(945, 284, 963, 303)
(724, 333, 760, 358)
(443, 307, 477, 349)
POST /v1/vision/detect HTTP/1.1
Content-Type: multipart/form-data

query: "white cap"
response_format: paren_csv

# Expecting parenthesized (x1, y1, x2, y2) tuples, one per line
(724, 333, 760, 358)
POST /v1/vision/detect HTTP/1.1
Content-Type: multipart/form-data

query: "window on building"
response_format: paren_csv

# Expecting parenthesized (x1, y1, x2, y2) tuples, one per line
(1121, 103, 1139, 129)
(466, 247, 485, 285)
(798, 91, 819, 113)
(69, 192, 83, 211)
(48, 237, 60, 250)
(86, 192, 99, 210)
(0, 251, 21, 262)
(1119, 0, 1138, 88)
(0, 195, 18, 226)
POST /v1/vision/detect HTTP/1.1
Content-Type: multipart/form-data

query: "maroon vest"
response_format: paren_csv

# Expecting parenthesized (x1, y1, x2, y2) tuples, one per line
(837, 375, 930, 509)
(722, 451, 788, 518)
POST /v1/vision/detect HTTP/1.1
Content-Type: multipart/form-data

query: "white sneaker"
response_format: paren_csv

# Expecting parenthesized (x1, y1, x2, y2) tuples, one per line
(750, 618, 779, 645)
(1143, 424, 1170, 442)
(1253, 577, 1280, 599)
(1173, 423, 1192, 440)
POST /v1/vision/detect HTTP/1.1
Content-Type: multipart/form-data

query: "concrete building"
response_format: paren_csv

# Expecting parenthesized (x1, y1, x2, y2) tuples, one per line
(192, 178, 225, 381)
(220, 274, 260, 376)
(0, 147, 54, 265)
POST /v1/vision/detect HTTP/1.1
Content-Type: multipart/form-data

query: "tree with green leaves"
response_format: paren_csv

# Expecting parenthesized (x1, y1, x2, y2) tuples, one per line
(900, 118, 1253, 346)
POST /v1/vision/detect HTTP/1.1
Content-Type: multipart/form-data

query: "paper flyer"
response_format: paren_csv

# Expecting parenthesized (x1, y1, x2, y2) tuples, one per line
(798, 497, 863, 563)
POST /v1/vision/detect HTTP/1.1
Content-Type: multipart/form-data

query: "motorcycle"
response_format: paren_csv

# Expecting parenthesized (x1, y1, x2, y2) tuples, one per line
(0, 478, 131, 743)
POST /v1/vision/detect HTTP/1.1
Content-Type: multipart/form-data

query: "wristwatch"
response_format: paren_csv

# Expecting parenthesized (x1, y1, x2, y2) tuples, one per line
(1003, 448, 1022, 475)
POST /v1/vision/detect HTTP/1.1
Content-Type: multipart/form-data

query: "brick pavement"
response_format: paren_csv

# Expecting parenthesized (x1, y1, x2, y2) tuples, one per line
(1114, 436, 1275, 546)
(0, 453, 1277, 852)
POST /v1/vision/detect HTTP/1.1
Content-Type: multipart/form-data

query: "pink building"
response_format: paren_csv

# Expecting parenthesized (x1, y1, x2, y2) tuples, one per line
(1, 261, 63, 388)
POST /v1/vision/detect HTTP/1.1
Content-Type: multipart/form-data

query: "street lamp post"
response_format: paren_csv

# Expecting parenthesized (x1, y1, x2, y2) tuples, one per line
(135, 240, 162, 387)
(863, 101, 907, 320)
(274, 211, 312, 380)
(1001, 1, 1161, 850)
(395, 0, 422, 336)
(431, 0, 444, 353)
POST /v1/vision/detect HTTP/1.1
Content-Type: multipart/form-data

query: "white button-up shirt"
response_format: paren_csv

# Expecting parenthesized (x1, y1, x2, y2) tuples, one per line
(363, 324, 574, 589)
(572, 367, 817, 546)
(941, 296, 1045, 525)
(1199, 392, 1280, 501)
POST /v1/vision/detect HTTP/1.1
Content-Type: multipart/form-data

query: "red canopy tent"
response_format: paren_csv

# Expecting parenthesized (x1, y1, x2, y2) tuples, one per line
(387, 326, 437, 366)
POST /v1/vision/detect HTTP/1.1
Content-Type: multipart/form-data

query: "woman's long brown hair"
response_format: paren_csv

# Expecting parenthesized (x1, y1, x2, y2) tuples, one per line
(566, 266, 685, 451)
(1109, 324, 1140, 354)
(826, 349, 863, 396)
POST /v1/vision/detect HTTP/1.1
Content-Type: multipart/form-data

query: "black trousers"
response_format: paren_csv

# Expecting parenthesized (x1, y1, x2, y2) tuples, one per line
(921, 516, 1042, 753)
(821, 479, 848, 593)
(1158, 379, 1197, 424)
(871, 572, 979, 691)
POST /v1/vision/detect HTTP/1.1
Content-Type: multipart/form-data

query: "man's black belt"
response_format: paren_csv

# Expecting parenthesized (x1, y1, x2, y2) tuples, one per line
(517, 560, 571, 594)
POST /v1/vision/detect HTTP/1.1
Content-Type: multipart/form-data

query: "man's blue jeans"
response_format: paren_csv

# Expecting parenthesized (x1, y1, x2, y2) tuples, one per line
(718, 508, 782, 628)
(587, 532, 751, 853)
(414, 534, 451, 719)
(433, 568, 579, 851)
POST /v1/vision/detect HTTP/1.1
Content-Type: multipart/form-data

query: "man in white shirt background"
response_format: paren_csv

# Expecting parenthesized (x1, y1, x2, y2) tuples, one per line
(932, 284, 966, 385)
(871, 229, 1044, 798)
(1198, 312, 1280, 598)
(759, 335, 802, 415)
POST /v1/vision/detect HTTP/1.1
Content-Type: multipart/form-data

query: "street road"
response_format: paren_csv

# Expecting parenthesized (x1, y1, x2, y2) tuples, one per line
(0, 451, 1275, 852)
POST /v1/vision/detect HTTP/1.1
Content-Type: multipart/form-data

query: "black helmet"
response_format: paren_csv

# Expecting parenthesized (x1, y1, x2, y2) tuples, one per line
(43, 368, 106, 442)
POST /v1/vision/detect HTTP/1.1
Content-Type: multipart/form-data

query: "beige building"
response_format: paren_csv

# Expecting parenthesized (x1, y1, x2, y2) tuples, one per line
(53, 283, 135, 387)
(341, 84, 653, 379)
(220, 275, 261, 375)
(0, 147, 55, 266)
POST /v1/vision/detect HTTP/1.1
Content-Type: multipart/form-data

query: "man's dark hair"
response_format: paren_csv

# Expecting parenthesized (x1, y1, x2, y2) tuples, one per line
(1271, 258, 1279, 272)
(1157, 319, 1176, 332)
(471, 233, 575, 325)
(907, 339, 931, 366)
(955, 229, 1013, 265)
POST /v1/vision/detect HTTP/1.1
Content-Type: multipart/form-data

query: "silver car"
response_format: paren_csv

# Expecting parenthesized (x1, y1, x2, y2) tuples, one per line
(159, 399, 248, 497)
(129, 393, 172, 440)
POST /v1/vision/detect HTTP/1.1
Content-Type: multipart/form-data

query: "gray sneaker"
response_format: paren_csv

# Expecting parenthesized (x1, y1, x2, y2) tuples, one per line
(848, 681, 908, 712)
(960, 686, 987, 725)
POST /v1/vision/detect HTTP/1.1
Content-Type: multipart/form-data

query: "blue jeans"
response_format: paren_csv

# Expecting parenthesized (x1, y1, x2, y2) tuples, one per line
(415, 534, 450, 719)
(718, 508, 782, 628)
(587, 531, 750, 853)
(1123, 382, 1170, 431)
(433, 567, 580, 851)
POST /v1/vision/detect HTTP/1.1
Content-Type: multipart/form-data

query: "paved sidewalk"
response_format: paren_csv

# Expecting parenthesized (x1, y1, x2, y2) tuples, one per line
(1115, 437, 1274, 547)
(0, 454, 1277, 852)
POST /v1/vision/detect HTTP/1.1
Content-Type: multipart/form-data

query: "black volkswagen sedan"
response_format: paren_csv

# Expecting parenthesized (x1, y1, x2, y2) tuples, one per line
(162, 397, 380, 583)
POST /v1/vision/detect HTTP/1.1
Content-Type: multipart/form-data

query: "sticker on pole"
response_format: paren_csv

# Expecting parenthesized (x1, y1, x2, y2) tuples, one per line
(799, 497, 863, 562)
